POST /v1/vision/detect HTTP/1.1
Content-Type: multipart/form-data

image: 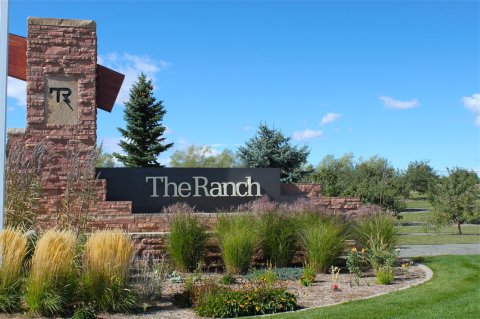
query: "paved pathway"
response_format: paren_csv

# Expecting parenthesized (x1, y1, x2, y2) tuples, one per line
(399, 243, 480, 257)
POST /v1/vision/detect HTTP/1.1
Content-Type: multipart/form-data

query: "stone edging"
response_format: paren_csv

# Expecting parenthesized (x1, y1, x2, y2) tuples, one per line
(235, 263, 434, 319)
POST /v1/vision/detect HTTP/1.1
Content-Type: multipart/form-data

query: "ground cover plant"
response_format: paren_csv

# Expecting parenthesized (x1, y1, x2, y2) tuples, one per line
(25, 229, 77, 316)
(83, 230, 136, 312)
(268, 255, 479, 319)
(167, 212, 207, 272)
(0, 228, 28, 312)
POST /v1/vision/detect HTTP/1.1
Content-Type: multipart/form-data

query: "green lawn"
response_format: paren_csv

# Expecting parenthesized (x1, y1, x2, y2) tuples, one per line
(398, 212, 431, 223)
(404, 200, 432, 210)
(265, 255, 480, 319)
(396, 225, 480, 234)
(398, 234, 480, 245)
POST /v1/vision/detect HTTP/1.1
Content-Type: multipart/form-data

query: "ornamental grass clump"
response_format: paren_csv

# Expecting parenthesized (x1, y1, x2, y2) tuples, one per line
(83, 230, 136, 313)
(256, 211, 298, 267)
(355, 213, 398, 273)
(168, 213, 207, 272)
(25, 229, 77, 316)
(0, 228, 28, 312)
(299, 216, 347, 273)
(216, 215, 256, 274)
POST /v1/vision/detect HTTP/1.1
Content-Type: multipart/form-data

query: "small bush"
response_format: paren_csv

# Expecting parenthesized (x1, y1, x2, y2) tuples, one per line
(25, 229, 77, 316)
(131, 255, 167, 304)
(72, 303, 97, 319)
(0, 228, 28, 312)
(216, 215, 256, 274)
(250, 268, 277, 285)
(376, 266, 395, 285)
(83, 230, 136, 312)
(300, 266, 316, 287)
(346, 248, 368, 286)
(195, 283, 298, 318)
(167, 213, 207, 272)
(256, 211, 298, 267)
(219, 273, 237, 285)
(299, 216, 347, 273)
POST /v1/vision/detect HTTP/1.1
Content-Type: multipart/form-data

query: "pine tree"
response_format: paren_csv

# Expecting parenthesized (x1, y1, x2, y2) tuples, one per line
(114, 73, 173, 167)
(237, 123, 310, 182)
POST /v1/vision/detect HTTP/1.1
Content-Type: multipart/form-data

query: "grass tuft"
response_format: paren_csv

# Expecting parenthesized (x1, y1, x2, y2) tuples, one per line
(25, 229, 77, 316)
(83, 230, 136, 313)
(216, 215, 256, 274)
(0, 228, 28, 312)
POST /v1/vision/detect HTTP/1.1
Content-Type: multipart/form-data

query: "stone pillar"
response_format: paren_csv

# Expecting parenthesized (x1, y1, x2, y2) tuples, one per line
(25, 17, 97, 183)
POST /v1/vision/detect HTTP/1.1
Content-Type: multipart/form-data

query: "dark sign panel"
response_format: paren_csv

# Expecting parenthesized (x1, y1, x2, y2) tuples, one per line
(96, 168, 281, 213)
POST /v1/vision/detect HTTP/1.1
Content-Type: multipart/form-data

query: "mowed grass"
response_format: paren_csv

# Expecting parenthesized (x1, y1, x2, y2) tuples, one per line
(398, 234, 480, 245)
(405, 200, 432, 210)
(398, 212, 431, 223)
(266, 255, 480, 319)
(397, 225, 480, 234)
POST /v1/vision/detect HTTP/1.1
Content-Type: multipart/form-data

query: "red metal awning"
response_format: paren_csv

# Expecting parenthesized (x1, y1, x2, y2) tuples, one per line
(7, 33, 124, 112)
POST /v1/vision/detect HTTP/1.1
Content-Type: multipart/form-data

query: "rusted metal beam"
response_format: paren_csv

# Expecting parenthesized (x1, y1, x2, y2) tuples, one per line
(7, 34, 124, 112)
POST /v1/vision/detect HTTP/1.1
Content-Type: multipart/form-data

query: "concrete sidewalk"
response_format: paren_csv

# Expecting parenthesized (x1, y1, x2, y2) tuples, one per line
(398, 244, 480, 257)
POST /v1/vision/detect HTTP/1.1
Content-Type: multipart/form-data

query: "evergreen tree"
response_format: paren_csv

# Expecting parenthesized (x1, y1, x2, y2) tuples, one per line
(114, 73, 173, 167)
(237, 123, 310, 182)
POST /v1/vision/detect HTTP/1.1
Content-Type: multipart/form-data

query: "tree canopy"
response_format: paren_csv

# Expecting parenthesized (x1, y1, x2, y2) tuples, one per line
(429, 168, 480, 234)
(237, 124, 310, 182)
(169, 145, 237, 168)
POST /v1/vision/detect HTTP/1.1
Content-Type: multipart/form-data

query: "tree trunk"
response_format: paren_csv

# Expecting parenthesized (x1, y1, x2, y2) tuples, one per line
(457, 222, 462, 235)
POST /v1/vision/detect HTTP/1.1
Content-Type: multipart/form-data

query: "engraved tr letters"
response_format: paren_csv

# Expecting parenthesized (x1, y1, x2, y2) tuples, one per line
(49, 87, 73, 109)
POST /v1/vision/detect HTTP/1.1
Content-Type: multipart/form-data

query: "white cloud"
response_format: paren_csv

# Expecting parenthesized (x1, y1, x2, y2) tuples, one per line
(98, 52, 170, 104)
(7, 77, 26, 107)
(320, 112, 342, 126)
(462, 93, 480, 126)
(379, 96, 419, 110)
(292, 129, 323, 141)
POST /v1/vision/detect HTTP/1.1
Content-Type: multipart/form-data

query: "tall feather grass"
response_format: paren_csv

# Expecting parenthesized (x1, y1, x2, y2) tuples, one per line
(0, 228, 28, 312)
(256, 211, 298, 267)
(25, 229, 77, 316)
(299, 216, 347, 273)
(216, 215, 256, 274)
(168, 213, 207, 272)
(355, 213, 397, 252)
(83, 230, 136, 312)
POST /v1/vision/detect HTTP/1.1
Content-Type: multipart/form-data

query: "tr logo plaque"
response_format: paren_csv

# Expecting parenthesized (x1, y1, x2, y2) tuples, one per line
(45, 76, 78, 125)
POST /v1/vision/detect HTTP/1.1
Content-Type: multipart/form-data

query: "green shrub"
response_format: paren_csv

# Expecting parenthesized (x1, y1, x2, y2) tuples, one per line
(195, 283, 298, 318)
(256, 211, 298, 267)
(72, 303, 97, 319)
(219, 273, 237, 285)
(168, 213, 207, 272)
(83, 231, 136, 313)
(216, 215, 256, 274)
(300, 266, 316, 287)
(0, 228, 28, 312)
(376, 266, 395, 285)
(299, 217, 347, 273)
(346, 248, 368, 286)
(25, 229, 77, 316)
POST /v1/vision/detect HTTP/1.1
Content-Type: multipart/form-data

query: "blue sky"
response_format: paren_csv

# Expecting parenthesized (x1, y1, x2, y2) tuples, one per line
(6, 0, 480, 173)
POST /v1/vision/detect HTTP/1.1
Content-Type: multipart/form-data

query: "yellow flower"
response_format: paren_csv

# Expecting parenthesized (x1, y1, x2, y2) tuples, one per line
(256, 306, 261, 312)
(361, 248, 366, 253)
(351, 247, 357, 252)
